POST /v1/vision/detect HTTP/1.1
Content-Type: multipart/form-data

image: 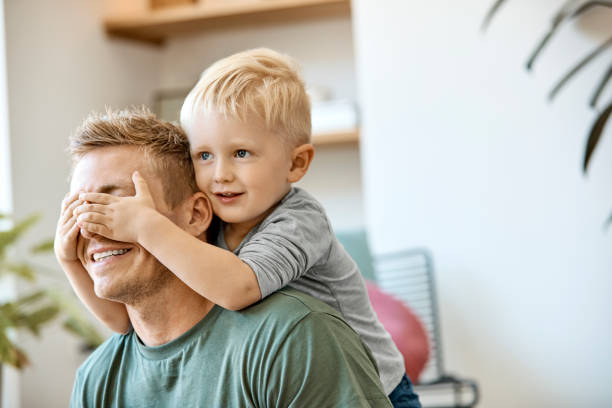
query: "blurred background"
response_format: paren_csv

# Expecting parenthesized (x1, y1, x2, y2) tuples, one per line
(1, 0, 612, 407)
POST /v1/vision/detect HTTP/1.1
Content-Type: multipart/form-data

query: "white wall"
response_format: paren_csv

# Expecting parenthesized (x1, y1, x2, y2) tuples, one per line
(352, 0, 612, 407)
(158, 16, 364, 230)
(4, 1, 161, 407)
(0, 0, 10, 216)
(0, 1, 18, 406)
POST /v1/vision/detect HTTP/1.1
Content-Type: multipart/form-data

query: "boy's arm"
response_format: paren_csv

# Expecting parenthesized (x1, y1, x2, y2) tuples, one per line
(137, 211, 261, 311)
(76, 173, 261, 311)
(60, 259, 131, 333)
(55, 193, 130, 334)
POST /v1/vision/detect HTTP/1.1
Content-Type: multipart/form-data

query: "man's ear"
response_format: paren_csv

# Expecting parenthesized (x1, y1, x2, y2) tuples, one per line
(183, 192, 213, 238)
(288, 144, 314, 183)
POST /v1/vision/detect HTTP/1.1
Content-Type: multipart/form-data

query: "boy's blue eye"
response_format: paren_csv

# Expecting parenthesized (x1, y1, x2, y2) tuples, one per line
(200, 152, 211, 161)
(235, 150, 250, 158)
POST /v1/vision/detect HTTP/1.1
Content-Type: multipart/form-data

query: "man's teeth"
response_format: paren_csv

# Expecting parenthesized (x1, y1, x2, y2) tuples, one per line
(93, 249, 129, 262)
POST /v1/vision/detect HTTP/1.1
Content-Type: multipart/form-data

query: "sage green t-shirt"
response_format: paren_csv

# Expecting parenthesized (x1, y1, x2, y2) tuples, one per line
(70, 289, 392, 408)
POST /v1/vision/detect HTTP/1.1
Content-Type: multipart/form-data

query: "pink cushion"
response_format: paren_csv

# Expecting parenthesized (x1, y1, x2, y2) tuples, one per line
(366, 281, 429, 383)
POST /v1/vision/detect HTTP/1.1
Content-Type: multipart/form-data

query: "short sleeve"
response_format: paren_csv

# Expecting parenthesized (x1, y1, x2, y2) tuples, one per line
(260, 313, 393, 408)
(238, 199, 334, 298)
(70, 369, 85, 408)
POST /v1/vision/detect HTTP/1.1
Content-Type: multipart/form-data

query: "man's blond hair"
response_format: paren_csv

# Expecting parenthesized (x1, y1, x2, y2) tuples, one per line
(180, 48, 311, 147)
(69, 107, 198, 207)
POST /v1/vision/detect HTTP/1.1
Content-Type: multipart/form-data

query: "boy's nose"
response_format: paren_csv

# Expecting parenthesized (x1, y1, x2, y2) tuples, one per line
(213, 161, 234, 183)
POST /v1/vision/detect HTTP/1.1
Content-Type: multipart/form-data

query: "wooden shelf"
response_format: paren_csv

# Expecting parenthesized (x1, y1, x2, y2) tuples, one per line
(312, 128, 359, 145)
(104, 0, 351, 44)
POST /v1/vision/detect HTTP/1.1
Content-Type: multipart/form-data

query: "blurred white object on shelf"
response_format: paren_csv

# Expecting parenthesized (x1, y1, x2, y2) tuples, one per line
(311, 99, 358, 135)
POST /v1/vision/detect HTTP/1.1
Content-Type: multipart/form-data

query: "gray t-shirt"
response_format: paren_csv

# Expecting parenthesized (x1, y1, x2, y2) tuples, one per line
(216, 187, 406, 394)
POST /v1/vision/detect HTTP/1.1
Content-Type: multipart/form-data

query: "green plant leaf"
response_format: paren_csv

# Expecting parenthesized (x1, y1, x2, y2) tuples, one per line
(0, 212, 104, 369)
(13, 290, 47, 306)
(63, 317, 104, 349)
(0, 329, 29, 368)
(1, 262, 36, 281)
(46, 289, 104, 347)
(30, 239, 55, 254)
(0, 213, 41, 252)
(20, 305, 60, 336)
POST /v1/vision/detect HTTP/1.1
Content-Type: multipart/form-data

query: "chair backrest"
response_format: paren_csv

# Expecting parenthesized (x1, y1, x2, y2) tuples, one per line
(372, 248, 445, 384)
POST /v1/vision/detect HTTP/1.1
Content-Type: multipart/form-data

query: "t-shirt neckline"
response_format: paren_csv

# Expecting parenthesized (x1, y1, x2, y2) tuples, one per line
(133, 305, 222, 360)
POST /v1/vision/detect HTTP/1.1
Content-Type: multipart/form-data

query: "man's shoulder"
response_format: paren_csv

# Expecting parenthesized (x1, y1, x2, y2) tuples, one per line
(239, 288, 349, 339)
(252, 288, 342, 320)
(76, 333, 130, 378)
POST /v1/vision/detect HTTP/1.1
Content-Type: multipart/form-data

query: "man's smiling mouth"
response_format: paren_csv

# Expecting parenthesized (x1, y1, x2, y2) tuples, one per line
(92, 249, 131, 262)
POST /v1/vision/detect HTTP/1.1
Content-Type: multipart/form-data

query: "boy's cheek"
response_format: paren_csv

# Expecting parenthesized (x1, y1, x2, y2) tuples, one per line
(194, 173, 211, 192)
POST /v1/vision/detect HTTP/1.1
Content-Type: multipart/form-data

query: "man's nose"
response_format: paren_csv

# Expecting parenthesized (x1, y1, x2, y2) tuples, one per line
(213, 159, 234, 183)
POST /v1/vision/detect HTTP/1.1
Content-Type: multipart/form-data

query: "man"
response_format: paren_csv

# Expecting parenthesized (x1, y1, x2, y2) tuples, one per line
(64, 108, 393, 407)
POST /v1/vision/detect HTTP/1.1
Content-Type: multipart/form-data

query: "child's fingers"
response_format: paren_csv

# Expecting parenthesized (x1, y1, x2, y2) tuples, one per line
(66, 220, 80, 240)
(73, 203, 108, 217)
(132, 171, 152, 198)
(79, 192, 117, 205)
(77, 212, 108, 225)
(60, 199, 84, 225)
(61, 192, 80, 213)
(79, 221, 112, 239)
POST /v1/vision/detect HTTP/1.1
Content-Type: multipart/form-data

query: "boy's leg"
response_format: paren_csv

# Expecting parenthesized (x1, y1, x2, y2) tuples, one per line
(388, 374, 422, 408)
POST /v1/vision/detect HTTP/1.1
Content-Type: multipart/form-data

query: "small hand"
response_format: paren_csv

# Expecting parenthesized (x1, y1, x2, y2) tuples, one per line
(75, 171, 156, 243)
(55, 192, 84, 263)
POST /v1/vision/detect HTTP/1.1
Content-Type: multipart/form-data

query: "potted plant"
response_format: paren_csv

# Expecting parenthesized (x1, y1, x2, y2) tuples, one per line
(0, 213, 102, 406)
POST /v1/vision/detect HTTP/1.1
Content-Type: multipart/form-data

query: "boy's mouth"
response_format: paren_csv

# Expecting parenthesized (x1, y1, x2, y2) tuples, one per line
(215, 192, 243, 203)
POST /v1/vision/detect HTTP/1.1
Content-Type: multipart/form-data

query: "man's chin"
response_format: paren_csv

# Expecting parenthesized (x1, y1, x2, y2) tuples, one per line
(93, 284, 124, 303)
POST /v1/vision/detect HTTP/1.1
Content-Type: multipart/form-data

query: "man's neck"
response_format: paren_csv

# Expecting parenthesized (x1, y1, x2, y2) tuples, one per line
(126, 280, 215, 346)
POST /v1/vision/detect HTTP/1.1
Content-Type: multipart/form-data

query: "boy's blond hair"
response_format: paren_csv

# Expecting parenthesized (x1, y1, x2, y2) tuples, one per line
(180, 48, 311, 147)
(69, 107, 198, 207)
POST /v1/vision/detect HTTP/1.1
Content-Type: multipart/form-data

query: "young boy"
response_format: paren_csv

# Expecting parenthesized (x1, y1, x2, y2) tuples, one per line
(61, 49, 420, 407)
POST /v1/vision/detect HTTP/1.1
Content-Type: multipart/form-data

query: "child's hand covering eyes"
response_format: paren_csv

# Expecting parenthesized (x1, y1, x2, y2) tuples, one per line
(75, 171, 156, 243)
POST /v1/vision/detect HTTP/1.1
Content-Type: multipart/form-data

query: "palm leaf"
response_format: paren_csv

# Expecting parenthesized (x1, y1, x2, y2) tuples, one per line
(548, 37, 612, 101)
(481, 0, 508, 32)
(583, 100, 612, 173)
(525, 0, 580, 70)
(590, 63, 612, 108)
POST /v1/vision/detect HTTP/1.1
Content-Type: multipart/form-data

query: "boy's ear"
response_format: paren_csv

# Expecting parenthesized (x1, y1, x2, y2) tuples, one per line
(288, 144, 314, 183)
(183, 192, 213, 238)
